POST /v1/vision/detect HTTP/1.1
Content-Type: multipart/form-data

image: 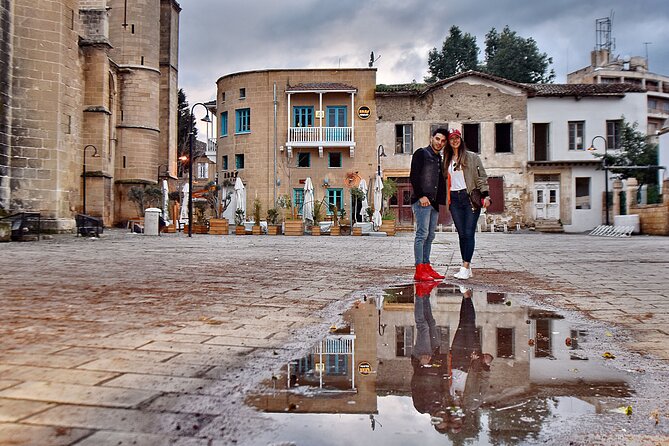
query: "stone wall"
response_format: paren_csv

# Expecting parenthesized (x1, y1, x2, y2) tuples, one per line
(629, 179, 669, 235)
(0, 0, 11, 212)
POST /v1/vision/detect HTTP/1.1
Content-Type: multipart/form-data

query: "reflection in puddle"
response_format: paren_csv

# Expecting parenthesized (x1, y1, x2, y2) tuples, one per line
(248, 283, 632, 445)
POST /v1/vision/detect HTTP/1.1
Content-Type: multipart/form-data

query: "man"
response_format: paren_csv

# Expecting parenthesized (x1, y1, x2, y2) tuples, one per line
(410, 128, 448, 281)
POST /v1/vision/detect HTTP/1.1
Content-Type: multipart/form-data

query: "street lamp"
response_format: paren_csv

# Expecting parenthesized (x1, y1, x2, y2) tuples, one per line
(187, 103, 212, 237)
(588, 135, 610, 225)
(377, 144, 386, 177)
(82, 144, 99, 215)
(157, 163, 169, 183)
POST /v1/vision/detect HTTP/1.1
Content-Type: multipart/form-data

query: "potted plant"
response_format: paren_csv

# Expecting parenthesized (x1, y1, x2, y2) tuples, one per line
(380, 208, 397, 236)
(310, 199, 323, 236)
(329, 204, 341, 236)
(280, 193, 304, 236)
(266, 208, 281, 235)
(251, 198, 262, 235)
(192, 201, 209, 234)
(234, 208, 246, 235)
(204, 181, 232, 235)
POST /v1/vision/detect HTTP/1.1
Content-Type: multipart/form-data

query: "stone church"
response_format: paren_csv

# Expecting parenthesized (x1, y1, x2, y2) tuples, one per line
(0, 0, 180, 230)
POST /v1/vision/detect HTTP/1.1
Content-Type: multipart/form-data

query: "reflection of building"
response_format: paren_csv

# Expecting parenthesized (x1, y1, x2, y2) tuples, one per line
(1, 0, 180, 229)
(251, 285, 630, 436)
(215, 69, 377, 219)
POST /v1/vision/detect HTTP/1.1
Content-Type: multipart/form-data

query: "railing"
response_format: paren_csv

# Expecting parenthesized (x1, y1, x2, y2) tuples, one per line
(319, 335, 355, 355)
(288, 126, 353, 144)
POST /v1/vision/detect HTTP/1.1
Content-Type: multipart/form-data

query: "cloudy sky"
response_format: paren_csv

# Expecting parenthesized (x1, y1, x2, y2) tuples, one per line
(178, 0, 668, 129)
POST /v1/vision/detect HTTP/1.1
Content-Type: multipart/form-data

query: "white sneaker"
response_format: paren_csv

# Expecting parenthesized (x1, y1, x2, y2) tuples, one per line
(468, 267, 473, 278)
(453, 267, 471, 280)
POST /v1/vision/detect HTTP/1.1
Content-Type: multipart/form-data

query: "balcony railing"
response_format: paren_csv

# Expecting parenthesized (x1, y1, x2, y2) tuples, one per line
(288, 126, 353, 145)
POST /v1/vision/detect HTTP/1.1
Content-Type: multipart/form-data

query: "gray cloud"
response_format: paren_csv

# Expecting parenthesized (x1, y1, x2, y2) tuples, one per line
(178, 0, 669, 106)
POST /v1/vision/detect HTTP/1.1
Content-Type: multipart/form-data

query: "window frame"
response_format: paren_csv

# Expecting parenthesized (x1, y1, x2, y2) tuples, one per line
(293, 106, 314, 127)
(395, 123, 413, 154)
(235, 153, 245, 169)
(575, 177, 591, 210)
(328, 151, 342, 168)
(463, 123, 480, 153)
(221, 155, 228, 171)
(606, 119, 622, 150)
(494, 122, 513, 153)
(235, 108, 251, 134)
(326, 106, 347, 127)
(568, 121, 585, 151)
(197, 162, 209, 179)
(297, 152, 311, 168)
(293, 188, 305, 215)
(220, 111, 228, 137)
(326, 188, 343, 215)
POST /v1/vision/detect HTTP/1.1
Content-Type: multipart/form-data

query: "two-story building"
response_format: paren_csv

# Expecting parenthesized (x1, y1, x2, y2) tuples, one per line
(215, 69, 378, 222)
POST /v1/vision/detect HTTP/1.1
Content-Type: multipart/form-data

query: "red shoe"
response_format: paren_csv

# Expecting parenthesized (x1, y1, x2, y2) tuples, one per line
(413, 264, 435, 282)
(415, 280, 439, 297)
(424, 263, 445, 280)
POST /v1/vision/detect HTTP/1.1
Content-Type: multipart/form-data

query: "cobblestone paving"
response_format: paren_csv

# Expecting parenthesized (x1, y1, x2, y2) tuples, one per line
(0, 229, 667, 445)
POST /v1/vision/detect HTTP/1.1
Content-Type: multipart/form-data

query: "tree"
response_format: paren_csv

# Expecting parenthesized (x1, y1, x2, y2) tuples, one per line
(603, 119, 659, 188)
(426, 26, 479, 82)
(177, 88, 198, 161)
(483, 26, 555, 83)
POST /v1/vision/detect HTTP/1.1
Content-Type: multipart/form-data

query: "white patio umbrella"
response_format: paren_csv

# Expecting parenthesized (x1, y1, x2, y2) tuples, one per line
(180, 182, 189, 223)
(358, 178, 369, 222)
(302, 177, 314, 223)
(372, 174, 383, 229)
(234, 176, 246, 217)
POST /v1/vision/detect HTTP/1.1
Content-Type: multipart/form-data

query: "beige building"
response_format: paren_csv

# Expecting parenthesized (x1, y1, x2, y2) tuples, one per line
(0, 0, 180, 230)
(216, 69, 378, 223)
(376, 71, 531, 229)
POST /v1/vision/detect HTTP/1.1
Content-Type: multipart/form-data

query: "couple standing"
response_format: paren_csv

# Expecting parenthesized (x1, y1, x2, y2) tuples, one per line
(410, 128, 491, 281)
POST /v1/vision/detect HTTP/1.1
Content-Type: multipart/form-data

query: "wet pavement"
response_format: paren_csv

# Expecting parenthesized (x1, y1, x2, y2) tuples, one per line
(0, 229, 668, 445)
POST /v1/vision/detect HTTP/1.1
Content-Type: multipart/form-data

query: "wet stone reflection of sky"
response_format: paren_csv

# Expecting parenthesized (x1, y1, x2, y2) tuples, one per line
(247, 283, 639, 445)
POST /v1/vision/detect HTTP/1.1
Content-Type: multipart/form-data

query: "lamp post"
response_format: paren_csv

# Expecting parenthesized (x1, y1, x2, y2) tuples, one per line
(82, 144, 99, 215)
(588, 135, 610, 225)
(157, 163, 168, 183)
(377, 144, 386, 177)
(187, 102, 211, 237)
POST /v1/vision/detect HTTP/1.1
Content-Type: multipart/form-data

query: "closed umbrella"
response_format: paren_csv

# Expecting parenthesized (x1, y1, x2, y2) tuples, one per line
(358, 179, 369, 222)
(162, 180, 169, 220)
(234, 176, 246, 217)
(303, 177, 314, 223)
(180, 182, 189, 223)
(372, 174, 383, 229)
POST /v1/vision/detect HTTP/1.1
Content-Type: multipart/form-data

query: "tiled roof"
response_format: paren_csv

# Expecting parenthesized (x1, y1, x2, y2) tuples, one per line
(286, 82, 356, 92)
(526, 83, 645, 97)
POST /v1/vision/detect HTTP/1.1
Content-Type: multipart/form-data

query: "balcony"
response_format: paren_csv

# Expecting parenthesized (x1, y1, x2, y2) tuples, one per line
(288, 126, 354, 146)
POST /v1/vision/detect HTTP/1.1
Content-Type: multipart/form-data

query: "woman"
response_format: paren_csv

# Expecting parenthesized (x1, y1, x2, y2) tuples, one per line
(444, 129, 491, 280)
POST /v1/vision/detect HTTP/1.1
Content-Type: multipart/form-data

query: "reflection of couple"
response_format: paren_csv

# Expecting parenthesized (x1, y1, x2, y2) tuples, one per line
(411, 283, 493, 437)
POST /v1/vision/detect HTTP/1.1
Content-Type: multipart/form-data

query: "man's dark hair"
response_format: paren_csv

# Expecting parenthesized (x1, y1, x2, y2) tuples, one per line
(432, 127, 449, 137)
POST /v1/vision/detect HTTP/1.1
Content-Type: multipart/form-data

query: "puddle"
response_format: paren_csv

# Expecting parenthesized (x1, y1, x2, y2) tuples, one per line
(246, 282, 638, 445)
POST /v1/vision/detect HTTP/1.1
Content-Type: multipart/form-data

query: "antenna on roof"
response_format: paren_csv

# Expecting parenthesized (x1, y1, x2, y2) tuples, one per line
(369, 51, 381, 68)
(643, 42, 652, 69)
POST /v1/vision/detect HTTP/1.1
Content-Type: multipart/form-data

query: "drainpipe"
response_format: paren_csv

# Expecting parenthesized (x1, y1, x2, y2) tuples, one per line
(273, 82, 278, 206)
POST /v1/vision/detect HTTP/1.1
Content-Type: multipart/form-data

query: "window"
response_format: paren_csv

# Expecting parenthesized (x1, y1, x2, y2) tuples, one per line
(463, 123, 480, 153)
(297, 152, 310, 168)
(197, 162, 208, 179)
(239, 88, 246, 99)
(395, 326, 413, 357)
(293, 106, 314, 127)
(220, 111, 228, 137)
(575, 177, 591, 209)
(235, 154, 244, 169)
(326, 106, 347, 127)
(221, 92, 226, 102)
(235, 108, 250, 133)
(221, 155, 228, 171)
(495, 123, 512, 152)
(606, 120, 622, 149)
(293, 188, 305, 215)
(497, 327, 515, 358)
(568, 121, 585, 150)
(326, 188, 343, 214)
(395, 124, 413, 154)
(328, 152, 342, 168)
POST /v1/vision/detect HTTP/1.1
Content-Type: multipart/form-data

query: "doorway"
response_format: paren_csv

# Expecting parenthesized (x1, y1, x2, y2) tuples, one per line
(534, 175, 560, 220)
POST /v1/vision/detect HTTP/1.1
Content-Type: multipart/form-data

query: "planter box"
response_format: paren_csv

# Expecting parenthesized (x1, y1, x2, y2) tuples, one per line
(162, 224, 176, 233)
(267, 224, 281, 235)
(330, 225, 341, 236)
(209, 219, 229, 235)
(235, 225, 246, 235)
(380, 219, 396, 236)
(352, 226, 362, 236)
(284, 220, 304, 236)
(252, 225, 262, 235)
(311, 225, 321, 236)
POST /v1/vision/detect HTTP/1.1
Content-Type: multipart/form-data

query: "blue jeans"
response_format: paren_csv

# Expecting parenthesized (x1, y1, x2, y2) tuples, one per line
(412, 202, 439, 265)
(449, 190, 481, 263)
(413, 295, 438, 358)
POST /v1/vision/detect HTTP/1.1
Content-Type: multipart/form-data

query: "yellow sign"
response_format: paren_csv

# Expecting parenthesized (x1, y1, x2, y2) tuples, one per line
(357, 106, 371, 120)
(315, 110, 324, 119)
(315, 362, 324, 372)
(358, 361, 372, 375)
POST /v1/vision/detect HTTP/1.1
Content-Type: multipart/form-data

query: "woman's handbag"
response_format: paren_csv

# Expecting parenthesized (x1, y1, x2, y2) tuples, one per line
(469, 188, 483, 211)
